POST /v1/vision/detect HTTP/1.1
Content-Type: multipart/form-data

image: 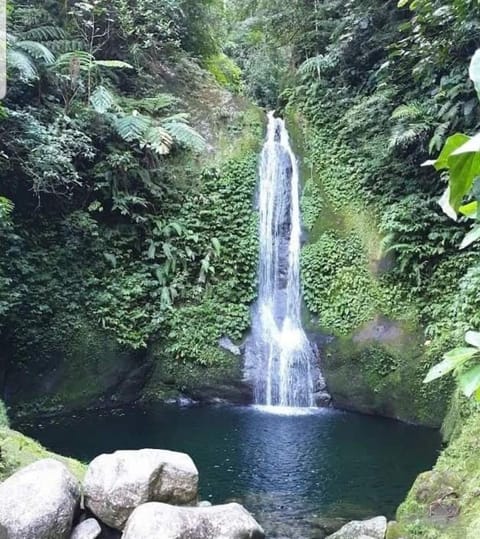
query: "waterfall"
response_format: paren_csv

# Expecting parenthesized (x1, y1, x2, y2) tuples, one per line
(245, 112, 326, 409)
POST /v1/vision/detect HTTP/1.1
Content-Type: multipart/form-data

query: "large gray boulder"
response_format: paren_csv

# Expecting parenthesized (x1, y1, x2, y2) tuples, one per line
(84, 449, 198, 530)
(122, 502, 265, 539)
(0, 458, 80, 539)
(70, 518, 102, 539)
(326, 516, 387, 539)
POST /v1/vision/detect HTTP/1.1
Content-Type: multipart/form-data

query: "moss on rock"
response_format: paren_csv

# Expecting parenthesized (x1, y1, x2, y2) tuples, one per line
(5, 320, 147, 419)
(322, 317, 452, 426)
(396, 409, 480, 538)
(142, 341, 251, 404)
(0, 428, 86, 482)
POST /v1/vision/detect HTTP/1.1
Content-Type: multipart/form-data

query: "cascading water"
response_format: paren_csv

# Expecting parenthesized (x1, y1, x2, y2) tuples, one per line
(245, 112, 327, 408)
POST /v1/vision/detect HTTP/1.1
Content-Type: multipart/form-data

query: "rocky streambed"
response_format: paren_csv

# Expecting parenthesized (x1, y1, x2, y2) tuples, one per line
(0, 448, 264, 539)
(0, 443, 397, 539)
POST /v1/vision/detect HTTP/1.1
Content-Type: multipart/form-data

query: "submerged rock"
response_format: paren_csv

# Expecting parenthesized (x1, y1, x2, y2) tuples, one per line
(122, 502, 265, 539)
(310, 516, 349, 538)
(70, 518, 101, 539)
(0, 458, 80, 539)
(326, 516, 387, 539)
(84, 449, 198, 530)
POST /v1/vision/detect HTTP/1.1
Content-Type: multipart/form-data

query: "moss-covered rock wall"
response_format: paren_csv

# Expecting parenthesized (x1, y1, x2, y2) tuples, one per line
(290, 112, 451, 426)
(394, 399, 480, 539)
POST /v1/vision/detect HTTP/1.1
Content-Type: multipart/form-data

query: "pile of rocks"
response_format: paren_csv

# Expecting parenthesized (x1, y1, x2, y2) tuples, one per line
(0, 449, 265, 539)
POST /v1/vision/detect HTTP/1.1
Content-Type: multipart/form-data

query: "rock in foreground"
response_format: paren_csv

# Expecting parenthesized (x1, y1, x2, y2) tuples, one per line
(0, 458, 80, 539)
(84, 449, 198, 530)
(70, 518, 102, 539)
(326, 516, 387, 539)
(122, 502, 265, 539)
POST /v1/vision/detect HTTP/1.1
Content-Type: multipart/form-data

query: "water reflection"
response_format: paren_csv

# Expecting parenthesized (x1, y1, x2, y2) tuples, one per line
(16, 405, 440, 538)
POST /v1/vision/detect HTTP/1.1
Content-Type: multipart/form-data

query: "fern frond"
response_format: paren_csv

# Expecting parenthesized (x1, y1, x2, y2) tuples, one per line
(90, 85, 116, 114)
(297, 53, 337, 78)
(14, 40, 55, 64)
(298, 56, 321, 76)
(113, 112, 151, 142)
(123, 94, 178, 114)
(140, 126, 174, 155)
(7, 49, 38, 81)
(13, 6, 53, 28)
(55, 51, 95, 72)
(391, 102, 427, 120)
(22, 26, 67, 42)
(47, 39, 85, 54)
(162, 121, 206, 152)
(0, 197, 14, 222)
(389, 124, 430, 149)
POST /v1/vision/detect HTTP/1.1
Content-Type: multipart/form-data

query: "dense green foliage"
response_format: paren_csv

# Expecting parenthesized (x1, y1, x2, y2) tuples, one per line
(0, 0, 261, 410)
(3, 0, 480, 426)
(219, 0, 480, 427)
(233, 0, 479, 407)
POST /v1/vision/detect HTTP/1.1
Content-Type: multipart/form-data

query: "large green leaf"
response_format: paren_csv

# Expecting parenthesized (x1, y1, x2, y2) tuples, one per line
(459, 201, 478, 219)
(469, 49, 480, 97)
(460, 225, 480, 249)
(424, 357, 460, 383)
(465, 331, 480, 348)
(459, 365, 480, 397)
(423, 133, 469, 171)
(451, 133, 480, 156)
(448, 136, 480, 210)
(424, 347, 479, 383)
(438, 187, 457, 221)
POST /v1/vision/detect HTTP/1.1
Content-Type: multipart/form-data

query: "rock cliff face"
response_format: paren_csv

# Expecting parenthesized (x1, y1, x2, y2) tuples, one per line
(284, 111, 451, 427)
(320, 316, 447, 426)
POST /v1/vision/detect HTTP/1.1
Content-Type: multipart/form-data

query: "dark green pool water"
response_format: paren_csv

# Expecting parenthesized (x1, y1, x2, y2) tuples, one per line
(17, 405, 441, 538)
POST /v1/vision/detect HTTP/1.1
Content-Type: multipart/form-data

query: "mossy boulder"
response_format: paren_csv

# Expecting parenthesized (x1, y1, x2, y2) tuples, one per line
(321, 316, 451, 426)
(142, 342, 252, 404)
(395, 410, 480, 538)
(4, 321, 149, 419)
(0, 427, 86, 482)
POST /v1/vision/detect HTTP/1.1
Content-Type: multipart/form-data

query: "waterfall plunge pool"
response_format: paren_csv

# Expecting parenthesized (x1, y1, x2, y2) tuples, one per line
(16, 404, 440, 538)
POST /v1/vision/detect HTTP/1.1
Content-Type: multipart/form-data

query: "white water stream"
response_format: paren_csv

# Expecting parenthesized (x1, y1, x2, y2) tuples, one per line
(245, 112, 326, 408)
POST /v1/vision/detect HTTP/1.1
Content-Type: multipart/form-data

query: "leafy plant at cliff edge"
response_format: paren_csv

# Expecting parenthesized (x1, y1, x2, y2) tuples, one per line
(424, 49, 480, 400)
